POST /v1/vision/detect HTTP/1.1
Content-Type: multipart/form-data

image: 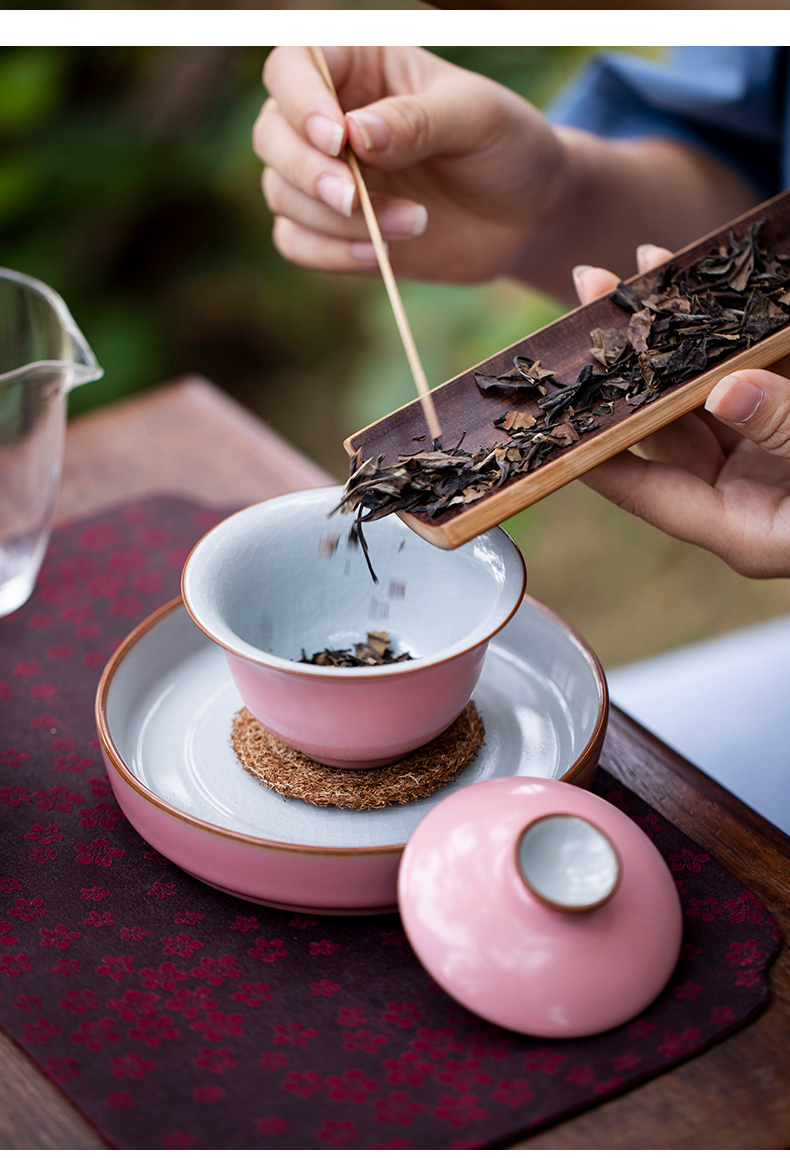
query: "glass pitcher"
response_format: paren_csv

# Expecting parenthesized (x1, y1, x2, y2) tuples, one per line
(0, 268, 103, 617)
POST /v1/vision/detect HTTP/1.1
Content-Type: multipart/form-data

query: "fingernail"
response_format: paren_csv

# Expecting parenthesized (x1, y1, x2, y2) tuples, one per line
(347, 110, 391, 152)
(705, 375, 764, 424)
(317, 174, 355, 217)
(572, 264, 591, 288)
(351, 241, 381, 265)
(636, 243, 658, 268)
(306, 114, 344, 157)
(378, 203, 428, 238)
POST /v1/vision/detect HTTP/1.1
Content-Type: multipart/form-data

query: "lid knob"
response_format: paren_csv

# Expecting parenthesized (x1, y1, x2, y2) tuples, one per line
(516, 813, 622, 912)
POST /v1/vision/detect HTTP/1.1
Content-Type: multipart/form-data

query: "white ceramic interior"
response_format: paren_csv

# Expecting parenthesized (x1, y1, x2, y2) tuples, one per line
(182, 485, 525, 672)
(517, 814, 620, 910)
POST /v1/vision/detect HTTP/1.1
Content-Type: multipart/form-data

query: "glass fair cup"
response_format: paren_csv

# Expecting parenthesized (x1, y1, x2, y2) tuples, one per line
(0, 268, 103, 616)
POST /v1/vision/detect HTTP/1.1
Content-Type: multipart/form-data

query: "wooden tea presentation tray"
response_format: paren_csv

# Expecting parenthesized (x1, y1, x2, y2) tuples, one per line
(345, 189, 790, 549)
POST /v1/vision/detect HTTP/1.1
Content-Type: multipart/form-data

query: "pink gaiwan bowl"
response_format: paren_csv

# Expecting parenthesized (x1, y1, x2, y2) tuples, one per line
(182, 485, 526, 768)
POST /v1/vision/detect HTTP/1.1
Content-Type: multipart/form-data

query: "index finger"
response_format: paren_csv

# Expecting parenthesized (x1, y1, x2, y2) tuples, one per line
(263, 46, 350, 158)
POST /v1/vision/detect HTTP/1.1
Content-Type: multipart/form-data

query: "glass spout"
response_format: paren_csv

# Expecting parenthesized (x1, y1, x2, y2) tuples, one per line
(0, 266, 103, 394)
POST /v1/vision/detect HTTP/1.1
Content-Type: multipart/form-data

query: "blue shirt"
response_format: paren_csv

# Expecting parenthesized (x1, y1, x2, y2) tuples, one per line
(549, 47, 789, 200)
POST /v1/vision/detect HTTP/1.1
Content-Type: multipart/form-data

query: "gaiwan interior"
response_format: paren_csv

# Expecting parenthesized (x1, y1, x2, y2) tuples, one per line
(182, 485, 526, 768)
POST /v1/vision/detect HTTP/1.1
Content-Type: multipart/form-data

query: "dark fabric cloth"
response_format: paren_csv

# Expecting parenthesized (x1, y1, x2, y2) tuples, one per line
(0, 498, 780, 1149)
(550, 47, 789, 199)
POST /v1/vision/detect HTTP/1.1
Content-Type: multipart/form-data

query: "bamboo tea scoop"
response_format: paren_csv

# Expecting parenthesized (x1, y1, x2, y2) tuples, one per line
(345, 186, 790, 550)
(309, 46, 441, 444)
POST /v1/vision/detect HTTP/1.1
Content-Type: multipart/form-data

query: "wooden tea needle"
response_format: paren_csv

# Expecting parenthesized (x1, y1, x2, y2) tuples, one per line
(309, 46, 442, 444)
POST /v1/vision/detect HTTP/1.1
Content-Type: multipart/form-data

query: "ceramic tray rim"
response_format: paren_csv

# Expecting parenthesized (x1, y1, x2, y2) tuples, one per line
(95, 595, 609, 859)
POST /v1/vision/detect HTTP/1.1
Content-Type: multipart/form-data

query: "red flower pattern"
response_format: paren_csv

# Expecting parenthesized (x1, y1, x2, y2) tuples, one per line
(659, 1028, 701, 1058)
(59, 989, 98, 1014)
(8, 897, 46, 921)
(382, 1002, 422, 1028)
(315, 1119, 358, 1145)
(344, 1028, 389, 1053)
(129, 1015, 180, 1047)
(433, 1093, 487, 1127)
(310, 979, 341, 997)
(383, 1051, 434, 1087)
(194, 1047, 237, 1074)
(84, 911, 114, 928)
(175, 910, 204, 926)
(74, 838, 124, 867)
(40, 925, 81, 950)
(106, 1091, 135, 1110)
(230, 915, 259, 932)
(248, 938, 287, 962)
(120, 926, 151, 941)
(188, 1010, 244, 1042)
(255, 1116, 290, 1135)
(70, 1018, 121, 1051)
(525, 1048, 567, 1074)
(685, 896, 724, 921)
(274, 1021, 318, 1046)
(193, 1084, 225, 1103)
(282, 1070, 323, 1097)
(231, 981, 272, 1007)
(669, 848, 710, 872)
(96, 956, 135, 980)
(309, 939, 338, 956)
(161, 934, 204, 958)
(32, 785, 84, 812)
(724, 890, 765, 924)
(190, 955, 240, 985)
(492, 1079, 532, 1107)
(566, 1065, 596, 1086)
(23, 1017, 62, 1043)
(326, 1068, 379, 1103)
(111, 1052, 155, 1080)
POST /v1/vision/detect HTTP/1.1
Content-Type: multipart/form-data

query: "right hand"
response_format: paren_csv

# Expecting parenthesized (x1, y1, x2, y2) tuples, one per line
(253, 47, 567, 283)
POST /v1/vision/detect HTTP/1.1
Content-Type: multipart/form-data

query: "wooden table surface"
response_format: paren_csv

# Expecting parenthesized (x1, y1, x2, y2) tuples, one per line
(3, 377, 790, 1149)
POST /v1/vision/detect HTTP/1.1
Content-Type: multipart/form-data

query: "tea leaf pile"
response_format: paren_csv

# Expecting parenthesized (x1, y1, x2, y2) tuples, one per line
(340, 219, 790, 525)
(300, 630, 414, 667)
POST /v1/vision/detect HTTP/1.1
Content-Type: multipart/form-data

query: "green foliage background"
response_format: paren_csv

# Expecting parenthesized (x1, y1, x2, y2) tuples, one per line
(4, 45, 789, 669)
(0, 46, 597, 477)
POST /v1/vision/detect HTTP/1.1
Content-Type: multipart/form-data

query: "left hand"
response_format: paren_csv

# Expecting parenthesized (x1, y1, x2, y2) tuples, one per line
(572, 245, 790, 578)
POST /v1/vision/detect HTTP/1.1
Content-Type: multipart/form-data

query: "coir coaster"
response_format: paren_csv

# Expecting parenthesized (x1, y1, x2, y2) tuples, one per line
(231, 701, 484, 809)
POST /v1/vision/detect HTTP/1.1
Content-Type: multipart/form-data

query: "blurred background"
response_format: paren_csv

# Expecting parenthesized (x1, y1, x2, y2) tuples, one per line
(2, 44, 789, 669)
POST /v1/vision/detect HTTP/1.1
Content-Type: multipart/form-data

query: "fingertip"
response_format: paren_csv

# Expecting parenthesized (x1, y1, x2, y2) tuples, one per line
(347, 110, 392, 153)
(351, 241, 381, 267)
(572, 264, 619, 304)
(306, 113, 345, 158)
(705, 375, 764, 425)
(636, 243, 673, 273)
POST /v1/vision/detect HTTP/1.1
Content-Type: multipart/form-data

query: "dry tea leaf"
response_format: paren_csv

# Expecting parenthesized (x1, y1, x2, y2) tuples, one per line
(501, 409, 537, 431)
(301, 631, 414, 668)
(590, 327, 629, 367)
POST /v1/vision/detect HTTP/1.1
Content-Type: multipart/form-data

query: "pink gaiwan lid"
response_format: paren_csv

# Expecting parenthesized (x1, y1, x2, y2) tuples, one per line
(397, 777, 683, 1038)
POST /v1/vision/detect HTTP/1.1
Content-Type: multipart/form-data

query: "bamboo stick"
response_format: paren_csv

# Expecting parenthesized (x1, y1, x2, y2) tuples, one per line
(309, 46, 442, 444)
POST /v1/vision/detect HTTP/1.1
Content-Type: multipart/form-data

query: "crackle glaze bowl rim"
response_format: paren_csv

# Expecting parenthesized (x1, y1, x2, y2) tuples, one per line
(180, 486, 527, 678)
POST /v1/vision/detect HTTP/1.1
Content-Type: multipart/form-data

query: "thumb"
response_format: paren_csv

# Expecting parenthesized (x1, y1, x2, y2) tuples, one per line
(705, 368, 790, 456)
(346, 92, 467, 169)
(345, 73, 529, 171)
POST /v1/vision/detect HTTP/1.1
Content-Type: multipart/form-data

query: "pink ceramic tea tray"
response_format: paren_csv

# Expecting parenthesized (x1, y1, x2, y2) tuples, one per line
(96, 595, 607, 915)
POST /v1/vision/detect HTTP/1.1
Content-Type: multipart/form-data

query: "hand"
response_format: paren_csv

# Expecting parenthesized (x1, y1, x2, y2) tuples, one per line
(253, 47, 566, 283)
(573, 245, 790, 578)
